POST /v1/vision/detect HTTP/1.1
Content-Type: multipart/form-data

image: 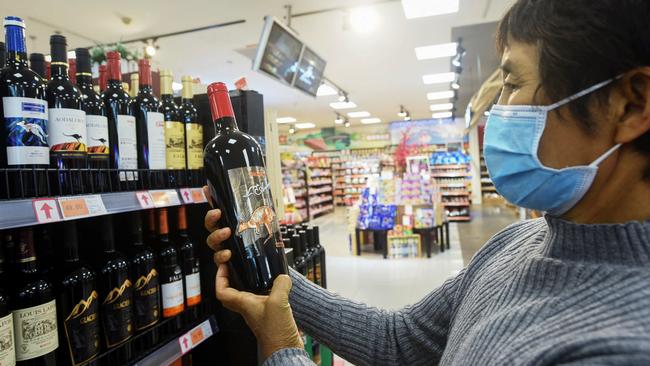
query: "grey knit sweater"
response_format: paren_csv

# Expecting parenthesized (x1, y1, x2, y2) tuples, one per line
(264, 216, 650, 365)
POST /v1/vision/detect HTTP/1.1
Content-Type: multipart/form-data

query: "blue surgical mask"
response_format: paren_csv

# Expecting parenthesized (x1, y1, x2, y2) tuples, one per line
(484, 78, 622, 216)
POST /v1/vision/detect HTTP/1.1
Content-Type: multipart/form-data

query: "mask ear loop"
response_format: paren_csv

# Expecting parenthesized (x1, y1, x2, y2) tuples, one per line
(589, 143, 622, 167)
(546, 77, 619, 111)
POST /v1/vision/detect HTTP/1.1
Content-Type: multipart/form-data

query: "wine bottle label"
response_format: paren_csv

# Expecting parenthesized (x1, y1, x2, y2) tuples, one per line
(185, 122, 203, 169)
(48, 108, 87, 154)
(228, 166, 284, 249)
(133, 269, 160, 330)
(146, 112, 166, 170)
(86, 114, 109, 156)
(0, 313, 15, 366)
(164, 121, 186, 169)
(100, 279, 133, 347)
(315, 262, 322, 285)
(64, 291, 100, 365)
(161, 272, 184, 317)
(184, 271, 201, 307)
(307, 265, 314, 282)
(117, 114, 137, 170)
(12, 299, 58, 361)
(2, 97, 49, 166)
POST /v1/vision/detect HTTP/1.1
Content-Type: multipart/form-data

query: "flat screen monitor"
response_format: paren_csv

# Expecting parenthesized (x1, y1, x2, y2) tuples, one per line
(293, 46, 326, 97)
(253, 16, 303, 85)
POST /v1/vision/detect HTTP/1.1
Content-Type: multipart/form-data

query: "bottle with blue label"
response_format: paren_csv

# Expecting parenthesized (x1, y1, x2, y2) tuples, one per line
(0, 16, 49, 198)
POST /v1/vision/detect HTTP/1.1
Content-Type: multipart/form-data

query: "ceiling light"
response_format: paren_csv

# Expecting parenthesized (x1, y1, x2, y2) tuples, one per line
(289, 125, 296, 134)
(422, 72, 456, 85)
(344, 120, 351, 127)
(295, 122, 316, 129)
(415, 42, 457, 61)
(401, 0, 459, 19)
(277, 117, 296, 124)
(404, 113, 412, 121)
(145, 45, 156, 57)
(430, 103, 454, 112)
(317, 84, 338, 96)
(361, 118, 381, 124)
(427, 90, 455, 101)
(398, 105, 407, 117)
(349, 6, 380, 33)
(432, 111, 453, 119)
(451, 81, 460, 90)
(330, 101, 357, 109)
(172, 82, 182, 91)
(347, 111, 371, 118)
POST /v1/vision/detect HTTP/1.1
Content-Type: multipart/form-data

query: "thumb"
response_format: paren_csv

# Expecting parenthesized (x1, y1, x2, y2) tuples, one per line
(269, 274, 292, 306)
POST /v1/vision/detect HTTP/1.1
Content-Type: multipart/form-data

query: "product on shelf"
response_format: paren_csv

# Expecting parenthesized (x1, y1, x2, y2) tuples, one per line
(161, 69, 186, 174)
(157, 208, 185, 336)
(134, 58, 166, 173)
(204, 82, 288, 294)
(176, 205, 202, 321)
(181, 75, 204, 185)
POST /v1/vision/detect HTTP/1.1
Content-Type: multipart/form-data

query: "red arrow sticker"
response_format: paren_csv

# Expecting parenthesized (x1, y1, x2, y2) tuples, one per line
(136, 191, 154, 209)
(32, 198, 62, 223)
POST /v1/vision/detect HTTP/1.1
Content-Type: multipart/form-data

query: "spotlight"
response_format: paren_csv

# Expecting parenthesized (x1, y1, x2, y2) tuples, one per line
(344, 119, 350, 127)
(289, 125, 296, 134)
(144, 38, 158, 58)
(335, 113, 344, 124)
(451, 81, 460, 90)
(397, 105, 407, 117)
(338, 91, 347, 102)
(405, 113, 411, 121)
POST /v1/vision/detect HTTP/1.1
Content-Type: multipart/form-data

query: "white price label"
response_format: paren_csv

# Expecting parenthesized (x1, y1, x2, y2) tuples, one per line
(136, 191, 154, 209)
(179, 188, 193, 204)
(32, 198, 62, 224)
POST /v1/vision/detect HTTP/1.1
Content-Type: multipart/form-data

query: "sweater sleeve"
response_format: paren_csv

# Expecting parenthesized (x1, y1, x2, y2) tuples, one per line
(288, 267, 465, 366)
(263, 348, 316, 366)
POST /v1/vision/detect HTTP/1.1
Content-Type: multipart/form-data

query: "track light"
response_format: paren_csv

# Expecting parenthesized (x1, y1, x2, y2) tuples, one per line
(344, 118, 350, 127)
(144, 38, 159, 58)
(405, 112, 411, 121)
(335, 113, 344, 124)
(398, 105, 407, 117)
(289, 125, 296, 134)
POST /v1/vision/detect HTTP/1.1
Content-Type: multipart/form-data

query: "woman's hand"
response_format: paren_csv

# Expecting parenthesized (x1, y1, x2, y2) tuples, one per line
(203, 186, 304, 359)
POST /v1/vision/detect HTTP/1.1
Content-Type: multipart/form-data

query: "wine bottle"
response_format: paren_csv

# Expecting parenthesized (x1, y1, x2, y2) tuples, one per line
(98, 65, 107, 93)
(313, 226, 325, 287)
(145, 210, 157, 248)
(67, 58, 76, 85)
(176, 206, 201, 320)
(289, 234, 305, 274)
(298, 230, 314, 282)
(204, 82, 288, 294)
(0, 41, 5, 70)
(0, 240, 15, 366)
(46, 35, 87, 194)
(179, 76, 202, 185)
(57, 221, 100, 366)
(75, 48, 109, 190)
(157, 208, 184, 330)
(102, 51, 136, 181)
(127, 212, 160, 349)
(129, 74, 138, 98)
(29, 53, 46, 79)
(134, 59, 166, 185)
(97, 216, 133, 361)
(0, 17, 49, 198)
(11, 229, 58, 365)
(35, 225, 54, 277)
(160, 70, 186, 185)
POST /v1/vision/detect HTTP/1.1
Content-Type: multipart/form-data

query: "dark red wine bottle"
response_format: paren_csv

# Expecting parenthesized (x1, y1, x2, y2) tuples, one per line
(98, 65, 107, 93)
(57, 221, 100, 366)
(157, 208, 184, 334)
(180, 76, 202, 186)
(204, 82, 288, 294)
(176, 205, 201, 321)
(47, 35, 87, 194)
(67, 58, 76, 85)
(0, 17, 49, 198)
(76, 48, 110, 191)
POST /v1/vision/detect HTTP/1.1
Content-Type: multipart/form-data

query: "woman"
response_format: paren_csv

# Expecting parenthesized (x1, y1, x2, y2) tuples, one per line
(205, 0, 650, 364)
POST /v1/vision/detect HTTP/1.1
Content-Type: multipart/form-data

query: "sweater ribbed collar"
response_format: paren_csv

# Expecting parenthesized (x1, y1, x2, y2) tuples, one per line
(542, 215, 650, 266)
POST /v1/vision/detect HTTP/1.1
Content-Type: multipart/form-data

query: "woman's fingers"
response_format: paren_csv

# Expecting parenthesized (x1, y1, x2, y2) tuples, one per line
(215, 261, 244, 310)
(213, 249, 231, 265)
(204, 209, 221, 233)
(206, 227, 231, 252)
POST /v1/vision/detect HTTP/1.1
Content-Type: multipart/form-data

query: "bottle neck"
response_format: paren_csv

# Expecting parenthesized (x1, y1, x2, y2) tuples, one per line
(76, 74, 94, 89)
(50, 62, 69, 80)
(107, 78, 123, 90)
(181, 80, 193, 100)
(16, 231, 38, 273)
(214, 116, 238, 133)
(5, 51, 27, 67)
(4, 25, 27, 67)
(63, 227, 80, 262)
(139, 84, 153, 94)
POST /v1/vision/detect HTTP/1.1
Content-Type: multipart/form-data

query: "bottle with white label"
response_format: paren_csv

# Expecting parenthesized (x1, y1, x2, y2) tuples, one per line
(46, 34, 87, 195)
(176, 205, 201, 322)
(134, 59, 165, 188)
(101, 51, 136, 182)
(0, 16, 49, 198)
(11, 229, 58, 365)
(157, 208, 185, 335)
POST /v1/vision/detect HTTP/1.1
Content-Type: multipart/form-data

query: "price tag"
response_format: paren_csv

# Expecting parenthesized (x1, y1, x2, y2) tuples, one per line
(32, 198, 62, 224)
(179, 188, 193, 204)
(191, 188, 208, 203)
(136, 191, 154, 209)
(178, 319, 213, 355)
(404, 205, 413, 215)
(58, 195, 107, 220)
(150, 189, 181, 208)
(178, 333, 192, 355)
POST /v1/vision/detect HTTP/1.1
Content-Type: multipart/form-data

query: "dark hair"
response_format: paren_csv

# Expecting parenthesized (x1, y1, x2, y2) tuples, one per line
(497, 0, 650, 176)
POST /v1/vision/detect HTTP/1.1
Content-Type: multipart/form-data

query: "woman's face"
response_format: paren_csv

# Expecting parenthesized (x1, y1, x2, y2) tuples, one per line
(497, 41, 617, 170)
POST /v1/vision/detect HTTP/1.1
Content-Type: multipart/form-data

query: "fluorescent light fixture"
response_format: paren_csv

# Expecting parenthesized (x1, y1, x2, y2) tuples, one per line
(347, 111, 371, 118)
(361, 118, 382, 124)
(401, 0, 459, 19)
(330, 101, 357, 109)
(422, 72, 456, 85)
(415, 42, 457, 60)
(317, 84, 338, 96)
(172, 82, 182, 91)
(349, 6, 380, 33)
(295, 122, 316, 129)
(430, 103, 454, 112)
(432, 111, 453, 119)
(427, 90, 455, 101)
(276, 117, 297, 124)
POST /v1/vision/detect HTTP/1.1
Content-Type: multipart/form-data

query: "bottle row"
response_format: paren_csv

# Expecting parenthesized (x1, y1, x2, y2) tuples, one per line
(0, 16, 203, 198)
(279, 224, 326, 287)
(0, 205, 202, 366)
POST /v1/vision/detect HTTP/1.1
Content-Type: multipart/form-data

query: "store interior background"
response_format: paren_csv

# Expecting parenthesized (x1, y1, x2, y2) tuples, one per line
(4, 0, 526, 364)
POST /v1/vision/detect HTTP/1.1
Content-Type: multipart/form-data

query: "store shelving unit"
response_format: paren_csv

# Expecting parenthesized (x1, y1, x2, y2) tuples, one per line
(281, 161, 309, 223)
(430, 163, 472, 222)
(306, 156, 335, 219)
(480, 154, 499, 197)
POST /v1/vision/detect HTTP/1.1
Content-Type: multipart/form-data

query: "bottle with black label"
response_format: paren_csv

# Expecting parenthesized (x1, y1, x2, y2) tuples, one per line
(47, 35, 87, 194)
(0, 241, 15, 366)
(11, 228, 58, 365)
(57, 221, 100, 366)
(127, 212, 160, 351)
(157, 208, 184, 333)
(102, 51, 136, 182)
(180, 75, 202, 186)
(0, 17, 49, 198)
(97, 216, 133, 363)
(134, 59, 165, 188)
(76, 48, 109, 191)
(176, 206, 201, 321)
(203, 82, 288, 294)
(160, 70, 185, 186)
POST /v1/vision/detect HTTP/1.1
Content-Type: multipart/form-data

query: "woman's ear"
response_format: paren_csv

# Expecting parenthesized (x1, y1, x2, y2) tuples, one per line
(612, 67, 650, 144)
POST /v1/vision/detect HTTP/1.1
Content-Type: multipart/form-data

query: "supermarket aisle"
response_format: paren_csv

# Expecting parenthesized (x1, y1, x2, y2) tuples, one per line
(457, 204, 519, 265)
